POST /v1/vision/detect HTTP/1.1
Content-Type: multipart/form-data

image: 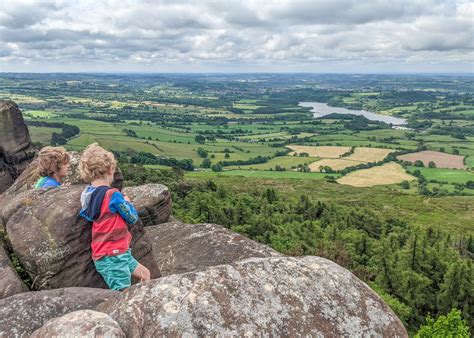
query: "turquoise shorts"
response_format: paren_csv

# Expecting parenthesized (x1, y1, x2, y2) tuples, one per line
(94, 249, 139, 291)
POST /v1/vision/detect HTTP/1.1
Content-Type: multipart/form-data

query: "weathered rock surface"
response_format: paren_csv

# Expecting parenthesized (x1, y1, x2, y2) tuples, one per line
(146, 222, 281, 276)
(123, 184, 172, 226)
(0, 287, 117, 337)
(0, 240, 28, 299)
(98, 256, 408, 337)
(0, 184, 164, 290)
(0, 159, 14, 195)
(2, 151, 124, 201)
(31, 310, 125, 338)
(0, 100, 35, 193)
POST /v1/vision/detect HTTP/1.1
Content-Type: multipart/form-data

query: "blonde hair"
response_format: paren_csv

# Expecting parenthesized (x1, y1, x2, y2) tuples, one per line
(37, 146, 70, 177)
(79, 143, 116, 182)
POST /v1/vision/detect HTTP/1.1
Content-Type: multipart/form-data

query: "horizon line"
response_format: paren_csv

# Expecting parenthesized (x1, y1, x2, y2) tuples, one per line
(1, 71, 473, 76)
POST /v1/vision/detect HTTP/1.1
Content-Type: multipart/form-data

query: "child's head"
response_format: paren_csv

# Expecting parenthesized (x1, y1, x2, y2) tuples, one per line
(79, 143, 116, 184)
(37, 146, 70, 181)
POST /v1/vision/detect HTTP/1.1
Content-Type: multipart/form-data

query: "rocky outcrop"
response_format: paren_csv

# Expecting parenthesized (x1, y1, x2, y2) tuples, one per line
(98, 256, 408, 337)
(0, 184, 168, 290)
(146, 222, 281, 276)
(31, 310, 125, 338)
(0, 100, 35, 193)
(0, 240, 28, 299)
(123, 184, 172, 226)
(1, 151, 124, 201)
(0, 179, 408, 336)
(0, 287, 117, 337)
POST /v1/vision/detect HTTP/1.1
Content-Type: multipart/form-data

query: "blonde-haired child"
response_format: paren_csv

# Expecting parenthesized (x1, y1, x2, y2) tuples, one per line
(78, 143, 150, 291)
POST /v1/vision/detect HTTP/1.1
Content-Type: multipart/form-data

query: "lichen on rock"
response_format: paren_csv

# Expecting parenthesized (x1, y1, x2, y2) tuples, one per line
(0, 287, 118, 337)
(98, 256, 408, 337)
(31, 310, 125, 338)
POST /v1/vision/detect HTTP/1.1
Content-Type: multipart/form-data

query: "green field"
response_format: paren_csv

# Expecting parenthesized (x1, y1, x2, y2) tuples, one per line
(407, 166, 474, 184)
(226, 155, 319, 170)
(23, 110, 56, 118)
(28, 126, 62, 143)
(466, 156, 474, 168)
(186, 170, 339, 180)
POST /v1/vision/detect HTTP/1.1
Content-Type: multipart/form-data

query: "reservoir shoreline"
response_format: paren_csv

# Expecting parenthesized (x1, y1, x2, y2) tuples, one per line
(299, 101, 407, 125)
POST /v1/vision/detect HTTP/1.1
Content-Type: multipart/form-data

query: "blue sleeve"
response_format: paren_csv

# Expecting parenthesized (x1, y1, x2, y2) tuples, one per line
(109, 191, 139, 225)
(41, 177, 61, 188)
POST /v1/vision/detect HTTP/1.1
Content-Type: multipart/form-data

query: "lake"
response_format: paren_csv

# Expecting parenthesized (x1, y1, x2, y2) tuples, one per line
(299, 101, 407, 125)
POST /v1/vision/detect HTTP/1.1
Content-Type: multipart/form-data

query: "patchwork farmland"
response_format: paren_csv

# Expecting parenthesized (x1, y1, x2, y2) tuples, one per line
(288, 145, 394, 172)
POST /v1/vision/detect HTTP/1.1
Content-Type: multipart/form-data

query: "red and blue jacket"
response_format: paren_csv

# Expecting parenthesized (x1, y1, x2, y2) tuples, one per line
(79, 185, 138, 261)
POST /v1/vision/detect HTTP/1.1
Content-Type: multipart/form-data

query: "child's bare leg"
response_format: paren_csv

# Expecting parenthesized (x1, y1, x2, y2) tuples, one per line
(132, 263, 150, 282)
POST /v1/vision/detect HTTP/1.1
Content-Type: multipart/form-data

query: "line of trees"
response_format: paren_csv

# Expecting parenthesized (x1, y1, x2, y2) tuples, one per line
(117, 151, 195, 171)
(217, 155, 270, 167)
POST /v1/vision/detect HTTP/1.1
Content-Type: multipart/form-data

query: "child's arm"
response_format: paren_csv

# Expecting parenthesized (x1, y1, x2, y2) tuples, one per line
(109, 191, 139, 225)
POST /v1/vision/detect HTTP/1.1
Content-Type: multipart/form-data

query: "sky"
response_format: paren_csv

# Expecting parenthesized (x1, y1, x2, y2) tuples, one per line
(0, 0, 473, 73)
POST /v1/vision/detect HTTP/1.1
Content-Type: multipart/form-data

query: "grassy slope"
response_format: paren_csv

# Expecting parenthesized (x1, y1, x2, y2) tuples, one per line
(184, 174, 474, 235)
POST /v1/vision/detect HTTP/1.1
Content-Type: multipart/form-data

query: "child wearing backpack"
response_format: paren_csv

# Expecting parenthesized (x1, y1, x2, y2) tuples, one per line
(78, 143, 150, 291)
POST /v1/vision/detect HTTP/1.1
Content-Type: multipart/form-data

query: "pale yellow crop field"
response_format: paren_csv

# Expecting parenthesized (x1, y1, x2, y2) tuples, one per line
(308, 158, 362, 171)
(337, 162, 416, 187)
(287, 145, 351, 158)
(288, 145, 392, 172)
(345, 147, 393, 162)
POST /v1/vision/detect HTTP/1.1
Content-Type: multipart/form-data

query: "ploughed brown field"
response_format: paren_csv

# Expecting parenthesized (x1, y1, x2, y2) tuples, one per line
(397, 150, 466, 169)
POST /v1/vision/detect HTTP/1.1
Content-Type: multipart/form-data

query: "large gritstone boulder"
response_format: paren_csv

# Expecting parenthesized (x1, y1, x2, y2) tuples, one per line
(146, 222, 281, 276)
(31, 310, 125, 338)
(0, 100, 35, 193)
(0, 184, 170, 290)
(0, 287, 117, 337)
(2, 151, 124, 201)
(98, 256, 408, 337)
(123, 184, 172, 226)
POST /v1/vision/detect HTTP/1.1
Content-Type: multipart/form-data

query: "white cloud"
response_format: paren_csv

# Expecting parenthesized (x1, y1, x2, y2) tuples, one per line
(0, 0, 472, 72)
